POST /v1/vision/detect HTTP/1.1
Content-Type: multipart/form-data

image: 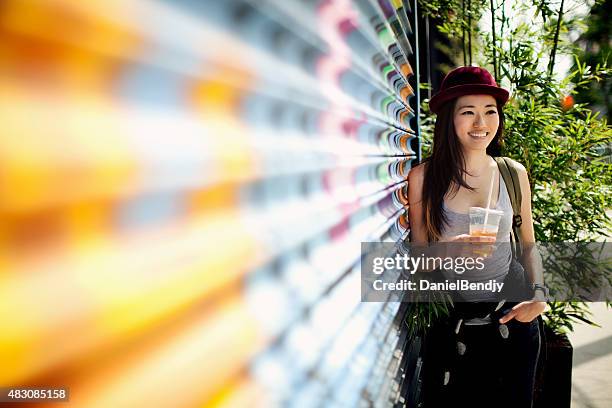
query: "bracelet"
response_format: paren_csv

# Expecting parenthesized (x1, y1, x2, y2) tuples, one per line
(531, 283, 550, 300)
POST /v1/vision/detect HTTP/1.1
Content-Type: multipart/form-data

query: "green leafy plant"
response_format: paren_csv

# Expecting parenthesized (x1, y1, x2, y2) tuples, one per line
(569, 0, 611, 121)
(544, 301, 601, 334)
(403, 300, 452, 338)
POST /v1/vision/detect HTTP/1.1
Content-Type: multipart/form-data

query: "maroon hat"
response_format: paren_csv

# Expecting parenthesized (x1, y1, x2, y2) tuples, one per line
(429, 66, 509, 114)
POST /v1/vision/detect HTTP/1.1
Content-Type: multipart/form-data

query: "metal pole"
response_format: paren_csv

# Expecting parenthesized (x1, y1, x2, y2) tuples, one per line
(468, 0, 472, 65)
(491, 0, 498, 81)
(462, 0, 467, 66)
(413, 0, 421, 163)
(426, 15, 431, 100)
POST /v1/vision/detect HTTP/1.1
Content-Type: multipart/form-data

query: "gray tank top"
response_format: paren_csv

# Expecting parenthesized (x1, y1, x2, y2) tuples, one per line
(440, 174, 513, 303)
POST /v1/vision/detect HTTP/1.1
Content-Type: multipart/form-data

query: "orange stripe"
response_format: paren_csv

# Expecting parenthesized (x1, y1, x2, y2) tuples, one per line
(400, 63, 413, 77)
(69, 295, 266, 407)
(0, 211, 264, 385)
(205, 376, 269, 408)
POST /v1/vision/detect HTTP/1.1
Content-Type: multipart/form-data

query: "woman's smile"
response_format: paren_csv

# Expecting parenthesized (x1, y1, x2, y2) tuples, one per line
(468, 131, 489, 139)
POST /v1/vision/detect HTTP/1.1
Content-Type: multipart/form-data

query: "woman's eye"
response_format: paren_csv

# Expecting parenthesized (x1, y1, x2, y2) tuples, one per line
(461, 111, 474, 115)
(487, 110, 498, 115)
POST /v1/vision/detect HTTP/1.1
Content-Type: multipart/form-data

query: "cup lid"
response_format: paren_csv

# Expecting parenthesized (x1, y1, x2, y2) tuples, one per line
(468, 206, 504, 215)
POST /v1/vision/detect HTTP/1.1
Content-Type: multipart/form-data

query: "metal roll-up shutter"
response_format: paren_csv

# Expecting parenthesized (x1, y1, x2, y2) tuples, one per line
(0, 1, 420, 406)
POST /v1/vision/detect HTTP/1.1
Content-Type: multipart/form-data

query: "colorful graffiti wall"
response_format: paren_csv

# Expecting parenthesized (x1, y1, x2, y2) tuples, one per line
(0, 0, 419, 406)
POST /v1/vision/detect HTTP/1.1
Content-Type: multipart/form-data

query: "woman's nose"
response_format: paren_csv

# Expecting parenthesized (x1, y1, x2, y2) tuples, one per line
(474, 113, 485, 126)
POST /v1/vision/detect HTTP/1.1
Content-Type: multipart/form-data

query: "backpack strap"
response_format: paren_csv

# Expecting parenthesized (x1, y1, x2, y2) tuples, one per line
(494, 157, 523, 256)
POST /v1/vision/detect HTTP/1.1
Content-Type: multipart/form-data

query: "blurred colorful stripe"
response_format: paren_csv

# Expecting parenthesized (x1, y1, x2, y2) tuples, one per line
(0, 0, 418, 406)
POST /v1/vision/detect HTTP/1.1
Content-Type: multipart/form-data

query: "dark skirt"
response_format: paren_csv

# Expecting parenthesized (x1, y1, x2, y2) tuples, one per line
(422, 318, 541, 408)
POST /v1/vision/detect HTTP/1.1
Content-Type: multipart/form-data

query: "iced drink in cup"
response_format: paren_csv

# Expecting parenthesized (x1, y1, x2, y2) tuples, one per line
(469, 207, 504, 239)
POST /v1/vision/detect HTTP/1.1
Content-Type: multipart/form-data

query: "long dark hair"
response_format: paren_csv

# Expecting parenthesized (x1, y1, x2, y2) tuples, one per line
(422, 99, 505, 242)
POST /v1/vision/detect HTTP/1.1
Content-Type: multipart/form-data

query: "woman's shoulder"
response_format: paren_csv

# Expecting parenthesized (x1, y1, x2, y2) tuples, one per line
(499, 157, 527, 175)
(407, 161, 426, 203)
(408, 161, 427, 180)
(407, 162, 427, 190)
(498, 157, 530, 193)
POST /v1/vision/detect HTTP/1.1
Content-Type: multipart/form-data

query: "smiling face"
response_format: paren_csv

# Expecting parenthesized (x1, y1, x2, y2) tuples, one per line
(453, 94, 500, 152)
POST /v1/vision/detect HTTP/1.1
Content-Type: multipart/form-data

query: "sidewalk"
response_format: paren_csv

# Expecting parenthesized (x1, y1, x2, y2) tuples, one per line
(567, 302, 612, 408)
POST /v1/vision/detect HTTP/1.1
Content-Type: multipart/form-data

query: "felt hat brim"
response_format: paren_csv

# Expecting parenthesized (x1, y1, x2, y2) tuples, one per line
(429, 84, 509, 114)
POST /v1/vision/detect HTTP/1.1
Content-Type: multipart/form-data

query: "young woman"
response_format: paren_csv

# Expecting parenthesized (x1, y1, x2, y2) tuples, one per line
(408, 66, 547, 408)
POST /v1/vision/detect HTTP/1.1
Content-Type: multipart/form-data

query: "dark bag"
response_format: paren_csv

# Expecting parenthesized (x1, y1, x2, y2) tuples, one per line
(494, 157, 523, 257)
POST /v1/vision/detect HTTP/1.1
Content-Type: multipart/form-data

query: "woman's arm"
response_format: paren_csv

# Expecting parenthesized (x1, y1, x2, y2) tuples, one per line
(515, 162, 544, 287)
(408, 163, 428, 244)
(404, 164, 445, 272)
(499, 160, 547, 323)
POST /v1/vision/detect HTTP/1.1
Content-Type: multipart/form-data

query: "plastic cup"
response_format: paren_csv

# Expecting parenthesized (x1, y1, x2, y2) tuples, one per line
(469, 207, 504, 239)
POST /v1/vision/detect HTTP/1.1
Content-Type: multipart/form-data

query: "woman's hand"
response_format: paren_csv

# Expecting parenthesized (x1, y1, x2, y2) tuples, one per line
(499, 301, 547, 324)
